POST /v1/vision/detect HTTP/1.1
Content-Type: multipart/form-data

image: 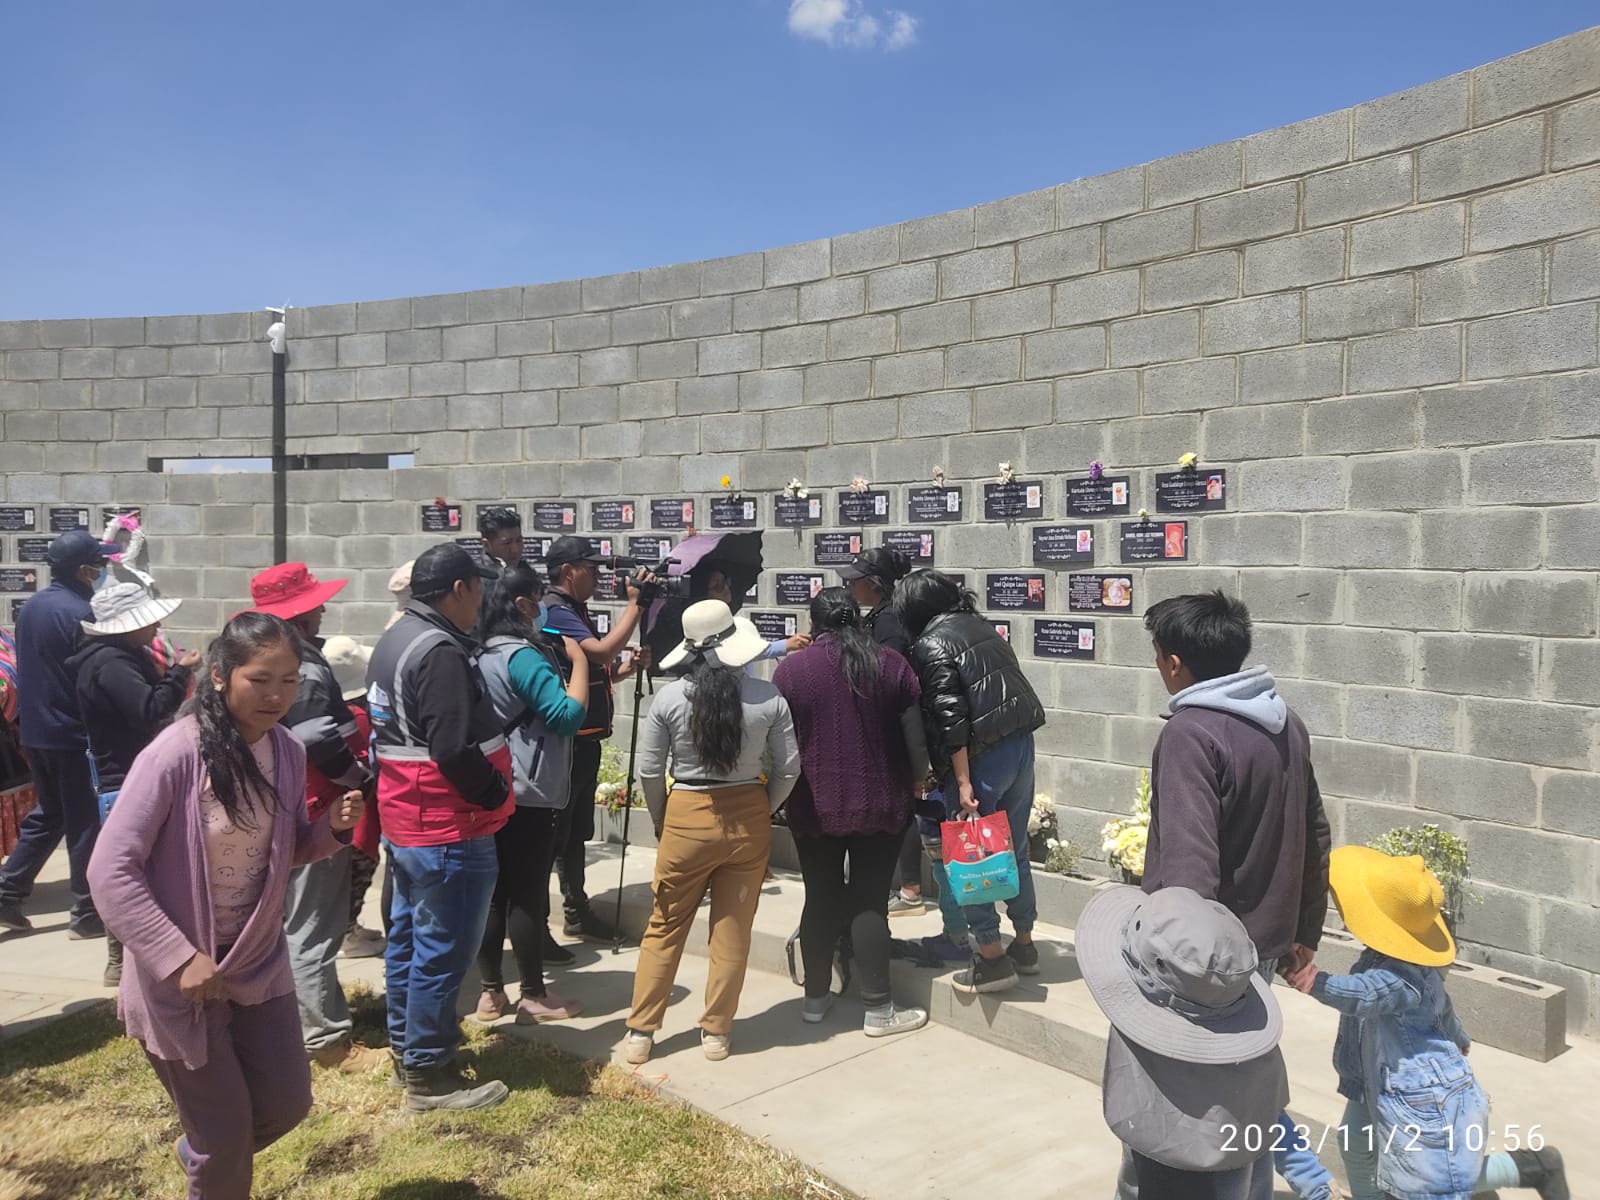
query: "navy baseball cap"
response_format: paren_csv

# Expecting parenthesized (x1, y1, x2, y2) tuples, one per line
(47, 529, 120, 569)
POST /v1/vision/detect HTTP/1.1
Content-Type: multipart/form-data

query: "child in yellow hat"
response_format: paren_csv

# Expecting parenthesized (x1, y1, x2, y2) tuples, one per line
(1287, 845, 1566, 1200)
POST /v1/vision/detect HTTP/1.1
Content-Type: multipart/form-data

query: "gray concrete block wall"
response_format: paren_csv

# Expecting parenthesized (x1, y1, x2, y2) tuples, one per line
(2, 27, 1598, 1029)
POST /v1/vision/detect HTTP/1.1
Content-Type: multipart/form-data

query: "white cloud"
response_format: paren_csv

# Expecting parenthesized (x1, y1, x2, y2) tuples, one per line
(787, 0, 917, 51)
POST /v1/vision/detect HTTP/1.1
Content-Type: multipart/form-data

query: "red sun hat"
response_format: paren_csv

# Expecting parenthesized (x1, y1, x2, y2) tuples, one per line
(247, 562, 348, 620)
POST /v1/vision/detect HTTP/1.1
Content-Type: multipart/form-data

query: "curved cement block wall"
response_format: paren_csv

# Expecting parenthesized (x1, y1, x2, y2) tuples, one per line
(3, 29, 1598, 1027)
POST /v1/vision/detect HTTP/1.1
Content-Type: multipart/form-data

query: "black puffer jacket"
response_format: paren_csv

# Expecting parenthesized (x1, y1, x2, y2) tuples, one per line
(907, 610, 1045, 774)
(68, 638, 191, 791)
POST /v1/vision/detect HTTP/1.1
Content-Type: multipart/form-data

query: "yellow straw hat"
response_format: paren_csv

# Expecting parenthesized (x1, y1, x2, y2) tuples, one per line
(1328, 845, 1455, 968)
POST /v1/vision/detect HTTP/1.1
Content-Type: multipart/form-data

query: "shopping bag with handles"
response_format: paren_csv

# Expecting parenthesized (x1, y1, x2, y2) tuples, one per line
(940, 810, 1020, 905)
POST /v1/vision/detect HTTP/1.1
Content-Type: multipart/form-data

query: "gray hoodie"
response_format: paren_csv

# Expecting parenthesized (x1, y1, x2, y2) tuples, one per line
(1143, 665, 1330, 962)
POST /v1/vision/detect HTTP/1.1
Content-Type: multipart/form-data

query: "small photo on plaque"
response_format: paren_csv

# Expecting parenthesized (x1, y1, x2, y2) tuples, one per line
(992, 620, 1011, 644)
(710, 496, 758, 529)
(15, 538, 50, 564)
(906, 485, 963, 523)
(774, 496, 824, 527)
(533, 501, 577, 532)
(592, 609, 613, 636)
(1035, 618, 1097, 660)
(983, 480, 1044, 522)
(1067, 475, 1132, 518)
(814, 532, 862, 566)
(651, 498, 695, 530)
(628, 536, 672, 564)
(1068, 573, 1134, 614)
(0, 507, 36, 533)
(527, 536, 555, 562)
(0, 568, 40, 594)
(839, 490, 890, 526)
(420, 503, 462, 533)
(1032, 525, 1095, 566)
(1120, 520, 1188, 564)
(1156, 469, 1227, 513)
(985, 573, 1047, 612)
(776, 572, 825, 606)
(750, 611, 799, 641)
(590, 500, 637, 531)
(49, 506, 92, 533)
(882, 530, 935, 564)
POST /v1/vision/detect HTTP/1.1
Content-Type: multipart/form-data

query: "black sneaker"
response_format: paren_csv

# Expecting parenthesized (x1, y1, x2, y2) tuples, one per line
(563, 909, 617, 942)
(68, 915, 106, 940)
(404, 1063, 509, 1113)
(0, 901, 30, 933)
(542, 930, 575, 966)
(952, 952, 1018, 995)
(1005, 940, 1040, 976)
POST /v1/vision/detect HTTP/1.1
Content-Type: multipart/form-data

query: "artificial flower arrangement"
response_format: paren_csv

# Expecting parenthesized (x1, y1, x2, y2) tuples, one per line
(849, 476, 870, 494)
(1102, 769, 1152, 880)
(1026, 792, 1083, 875)
(783, 477, 809, 500)
(996, 461, 1015, 485)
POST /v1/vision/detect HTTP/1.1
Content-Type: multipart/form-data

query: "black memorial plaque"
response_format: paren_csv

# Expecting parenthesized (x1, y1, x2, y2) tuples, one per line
(710, 496, 758, 529)
(650, 498, 695, 530)
(0, 507, 36, 533)
(101, 506, 141, 526)
(594, 564, 625, 602)
(49, 506, 91, 533)
(1067, 573, 1134, 614)
(882, 530, 935, 564)
(526, 535, 555, 562)
(453, 537, 490, 567)
(590, 500, 637, 531)
(8, 598, 25, 624)
(986, 572, 1047, 612)
(591, 609, 613, 636)
(983, 480, 1044, 522)
(628, 536, 672, 564)
(940, 571, 968, 590)
(0, 568, 40, 594)
(1034, 618, 1097, 660)
(591, 536, 619, 559)
(1032, 525, 1096, 566)
(533, 501, 577, 532)
(774, 496, 824, 527)
(475, 503, 518, 521)
(15, 538, 50, 564)
(750, 611, 800, 641)
(992, 619, 1012, 644)
(1120, 520, 1188, 564)
(1066, 476, 1132, 518)
(1156, 469, 1227, 513)
(776, 572, 824, 606)
(838, 490, 890, 526)
(907, 485, 964, 523)
(814, 532, 862, 566)
(420, 503, 462, 533)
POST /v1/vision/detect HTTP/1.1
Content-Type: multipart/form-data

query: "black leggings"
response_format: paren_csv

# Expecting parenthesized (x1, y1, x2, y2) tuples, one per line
(894, 819, 922, 892)
(794, 831, 902, 1006)
(477, 805, 563, 999)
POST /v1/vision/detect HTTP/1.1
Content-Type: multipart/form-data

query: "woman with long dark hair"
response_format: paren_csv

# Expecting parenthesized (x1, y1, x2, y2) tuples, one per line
(894, 570, 1046, 997)
(87, 613, 364, 1200)
(773, 587, 929, 1037)
(622, 599, 800, 1065)
(472, 563, 590, 1024)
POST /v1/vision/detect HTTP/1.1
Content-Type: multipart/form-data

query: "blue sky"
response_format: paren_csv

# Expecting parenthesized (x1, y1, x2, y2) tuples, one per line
(2, 1, 1594, 321)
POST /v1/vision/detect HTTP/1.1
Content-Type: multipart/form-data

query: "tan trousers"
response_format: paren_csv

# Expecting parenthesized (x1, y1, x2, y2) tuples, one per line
(627, 784, 771, 1036)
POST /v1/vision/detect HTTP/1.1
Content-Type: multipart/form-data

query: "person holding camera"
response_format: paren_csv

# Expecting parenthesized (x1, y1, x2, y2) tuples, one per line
(541, 536, 654, 945)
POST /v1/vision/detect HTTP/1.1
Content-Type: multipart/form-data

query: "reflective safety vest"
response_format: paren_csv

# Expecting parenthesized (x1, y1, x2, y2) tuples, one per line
(368, 611, 513, 847)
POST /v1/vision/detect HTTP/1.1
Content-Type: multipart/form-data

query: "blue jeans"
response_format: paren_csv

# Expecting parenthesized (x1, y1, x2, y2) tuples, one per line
(919, 796, 969, 941)
(941, 731, 1036, 948)
(384, 836, 499, 1071)
(1258, 959, 1335, 1200)
(0, 747, 100, 924)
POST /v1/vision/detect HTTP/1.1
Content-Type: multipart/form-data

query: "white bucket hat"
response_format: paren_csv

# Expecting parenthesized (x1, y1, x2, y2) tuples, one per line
(80, 581, 181, 638)
(322, 635, 371, 702)
(658, 599, 768, 671)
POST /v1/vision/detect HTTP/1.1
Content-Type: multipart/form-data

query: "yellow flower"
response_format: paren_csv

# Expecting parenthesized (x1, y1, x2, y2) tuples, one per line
(1178, 452, 1198, 469)
(720, 475, 732, 490)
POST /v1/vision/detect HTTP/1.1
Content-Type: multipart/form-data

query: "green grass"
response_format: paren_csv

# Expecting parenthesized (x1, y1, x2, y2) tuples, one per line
(0, 989, 843, 1200)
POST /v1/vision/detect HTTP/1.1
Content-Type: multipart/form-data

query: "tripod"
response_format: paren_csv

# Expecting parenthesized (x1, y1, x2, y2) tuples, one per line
(610, 643, 651, 955)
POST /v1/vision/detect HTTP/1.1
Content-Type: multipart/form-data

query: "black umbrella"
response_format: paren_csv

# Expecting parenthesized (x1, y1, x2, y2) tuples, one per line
(642, 531, 765, 670)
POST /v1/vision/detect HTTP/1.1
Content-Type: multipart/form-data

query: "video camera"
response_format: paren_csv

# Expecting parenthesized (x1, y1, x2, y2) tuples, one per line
(597, 555, 692, 603)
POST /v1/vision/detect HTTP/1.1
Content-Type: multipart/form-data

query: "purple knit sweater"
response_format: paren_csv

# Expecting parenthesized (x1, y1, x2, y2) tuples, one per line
(773, 639, 921, 838)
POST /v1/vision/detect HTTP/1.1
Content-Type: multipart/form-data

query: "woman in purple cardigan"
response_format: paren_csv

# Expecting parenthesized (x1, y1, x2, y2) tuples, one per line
(88, 613, 364, 1200)
(772, 587, 930, 1038)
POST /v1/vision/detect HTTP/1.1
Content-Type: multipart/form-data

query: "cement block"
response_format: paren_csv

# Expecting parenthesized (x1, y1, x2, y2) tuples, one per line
(88, 317, 145, 346)
(1105, 205, 1194, 266)
(1551, 94, 1600, 170)
(899, 302, 971, 352)
(701, 413, 762, 453)
(698, 334, 762, 375)
(1103, 412, 1200, 466)
(1016, 228, 1101, 286)
(1108, 310, 1198, 367)
(1541, 638, 1599, 706)
(523, 280, 583, 318)
(335, 332, 385, 368)
(1239, 458, 1346, 512)
(1418, 509, 1542, 570)
(973, 287, 1051, 339)
(638, 261, 701, 304)
(556, 386, 620, 425)
(799, 277, 865, 322)
(6, 350, 58, 380)
(379, 327, 443, 366)
(1022, 328, 1104, 379)
(1243, 229, 1346, 294)
(1469, 442, 1597, 505)
(974, 188, 1055, 246)
(944, 430, 1022, 480)
(355, 298, 410, 333)
(826, 315, 896, 360)
(1056, 371, 1140, 421)
(581, 421, 642, 458)
(1348, 326, 1460, 392)
(1464, 573, 1596, 637)
(521, 425, 579, 462)
(412, 432, 467, 466)
(1547, 504, 1600, 568)
(900, 209, 974, 261)
(1144, 357, 1237, 414)
(1245, 110, 1349, 183)
(617, 380, 676, 420)
(444, 324, 499, 362)
(701, 254, 764, 296)
(899, 391, 971, 438)
(805, 443, 874, 487)
(764, 238, 830, 287)
(1542, 771, 1600, 839)
(0, 381, 38, 411)
(390, 397, 448, 433)
(1418, 378, 1539, 448)
(1346, 685, 1459, 751)
(464, 357, 519, 394)
(1146, 141, 1242, 207)
(1347, 570, 1462, 631)
(91, 379, 144, 410)
(830, 398, 898, 444)
(1354, 71, 1470, 156)
(409, 362, 465, 397)
(804, 360, 872, 405)
(1052, 270, 1140, 327)
(1471, 26, 1600, 123)
(1145, 565, 1246, 611)
(519, 354, 579, 390)
(1303, 153, 1415, 228)
(578, 347, 637, 387)
(733, 288, 798, 332)
(939, 246, 1015, 299)
(560, 459, 622, 495)
(1348, 450, 1462, 510)
(832, 224, 899, 274)
(638, 340, 697, 381)
(1425, 118, 1547, 207)
(445, 394, 501, 430)
(1203, 293, 1302, 354)
(35, 380, 90, 409)
(677, 375, 740, 415)
(757, 406, 830, 452)
(1548, 370, 1600, 440)
(1197, 183, 1296, 248)
(353, 366, 407, 401)
(59, 347, 115, 379)
(948, 339, 1020, 387)
(873, 351, 944, 398)
(1303, 626, 1413, 687)
(1467, 305, 1599, 381)
(552, 314, 611, 352)
(1470, 166, 1600, 252)
(637, 416, 699, 456)
(36, 318, 90, 349)
(1551, 233, 1600, 303)
(1414, 632, 1538, 701)
(671, 298, 733, 339)
(738, 369, 804, 411)
(1301, 511, 1414, 569)
(1421, 248, 1545, 325)
(974, 382, 1054, 432)
(1467, 695, 1596, 772)
(1311, 736, 1414, 805)
(870, 438, 945, 484)
(1143, 251, 1238, 311)
(1021, 420, 1104, 476)
(411, 293, 469, 327)
(113, 346, 169, 378)
(1307, 276, 1416, 341)
(1195, 513, 1303, 565)
(1305, 393, 1417, 455)
(1239, 344, 1344, 404)
(1058, 165, 1145, 228)
(1351, 203, 1466, 276)
(464, 287, 523, 323)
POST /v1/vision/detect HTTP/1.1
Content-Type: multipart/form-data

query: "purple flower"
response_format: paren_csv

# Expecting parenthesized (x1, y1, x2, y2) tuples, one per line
(1088, 461, 1105, 481)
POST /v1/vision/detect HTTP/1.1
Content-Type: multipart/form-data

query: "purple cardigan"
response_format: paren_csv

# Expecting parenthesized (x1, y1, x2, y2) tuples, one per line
(87, 715, 346, 1069)
(773, 640, 921, 838)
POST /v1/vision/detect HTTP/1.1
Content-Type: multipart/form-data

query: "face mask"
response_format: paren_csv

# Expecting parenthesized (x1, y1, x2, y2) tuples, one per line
(94, 566, 109, 588)
(535, 601, 549, 629)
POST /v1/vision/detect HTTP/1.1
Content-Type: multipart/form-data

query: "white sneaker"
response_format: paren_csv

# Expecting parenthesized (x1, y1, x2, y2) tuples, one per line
(863, 1004, 929, 1038)
(623, 1031, 653, 1065)
(701, 1030, 731, 1060)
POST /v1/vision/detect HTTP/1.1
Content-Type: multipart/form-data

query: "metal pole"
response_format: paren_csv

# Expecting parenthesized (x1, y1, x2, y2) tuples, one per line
(611, 649, 650, 954)
(271, 340, 287, 565)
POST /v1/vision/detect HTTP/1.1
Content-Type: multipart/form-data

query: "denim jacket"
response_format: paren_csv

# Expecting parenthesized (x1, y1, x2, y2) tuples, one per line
(1311, 948, 1488, 1199)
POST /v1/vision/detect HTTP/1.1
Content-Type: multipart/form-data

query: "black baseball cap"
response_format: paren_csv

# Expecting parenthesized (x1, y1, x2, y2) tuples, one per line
(408, 542, 498, 599)
(838, 547, 910, 587)
(544, 535, 608, 571)
(47, 529, 121, 569)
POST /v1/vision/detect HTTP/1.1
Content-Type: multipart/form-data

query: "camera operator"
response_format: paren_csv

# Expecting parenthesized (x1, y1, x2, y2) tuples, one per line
(541, 536, 657, 944)
(703, 568, 809, 661)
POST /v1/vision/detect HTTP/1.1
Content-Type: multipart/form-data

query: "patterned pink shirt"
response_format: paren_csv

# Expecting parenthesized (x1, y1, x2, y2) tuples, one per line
(199, 735, 276, 946)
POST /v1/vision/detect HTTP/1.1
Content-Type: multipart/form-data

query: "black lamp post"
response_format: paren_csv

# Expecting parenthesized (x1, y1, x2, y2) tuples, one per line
(266, 306, 288, 565)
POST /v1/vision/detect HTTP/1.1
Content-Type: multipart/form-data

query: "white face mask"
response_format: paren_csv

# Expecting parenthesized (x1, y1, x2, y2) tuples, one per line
(536, 600, 550, 630)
